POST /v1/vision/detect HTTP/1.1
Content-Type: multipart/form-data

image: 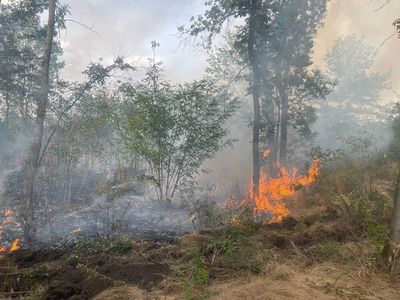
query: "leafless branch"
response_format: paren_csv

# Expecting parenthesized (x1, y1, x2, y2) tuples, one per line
(378, 29, 397, 48)
(374, 0, 391, 12)
(65, 18, 99, 35)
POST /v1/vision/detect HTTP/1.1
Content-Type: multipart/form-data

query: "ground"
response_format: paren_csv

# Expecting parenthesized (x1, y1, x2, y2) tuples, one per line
(1, 190, 400, 299)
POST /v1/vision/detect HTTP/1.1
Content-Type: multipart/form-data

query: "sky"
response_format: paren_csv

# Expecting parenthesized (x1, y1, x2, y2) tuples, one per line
(59, 0, 208, 82)
(59, 0, 400, 95)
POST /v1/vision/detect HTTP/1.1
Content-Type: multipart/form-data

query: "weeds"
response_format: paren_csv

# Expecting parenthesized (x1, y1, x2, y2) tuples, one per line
(75, 236, 132, 254)
(172, 250, 212, 300)
(308, 239, 341, 262)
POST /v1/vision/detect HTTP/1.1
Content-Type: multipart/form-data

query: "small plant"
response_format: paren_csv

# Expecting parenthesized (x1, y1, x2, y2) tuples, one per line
(172, 250, 211, 300)
(26, 266, 48, 280)
(207, 237, 238, 264)
(206, 223, 264, 273)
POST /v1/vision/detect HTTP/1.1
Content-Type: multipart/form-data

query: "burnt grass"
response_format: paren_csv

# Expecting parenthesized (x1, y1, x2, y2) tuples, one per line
(0, 210, 386, 299)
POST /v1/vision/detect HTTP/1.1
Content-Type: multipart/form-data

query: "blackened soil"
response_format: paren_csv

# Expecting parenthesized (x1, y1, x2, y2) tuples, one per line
(0, 241, 173, 299)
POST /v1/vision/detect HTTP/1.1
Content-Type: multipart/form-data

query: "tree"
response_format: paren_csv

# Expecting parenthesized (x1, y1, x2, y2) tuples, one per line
(119, 62, 236, 202)
(382, 104, 400, 272)
(314, 35, 390, 149)
(394, 18, 400, 37)
(180, 0, 275, 195)
(20, 0, 56, 243)
(183, 0, 330, 179)
(382, 23, 400, 272)
(265, 0, 329, 167)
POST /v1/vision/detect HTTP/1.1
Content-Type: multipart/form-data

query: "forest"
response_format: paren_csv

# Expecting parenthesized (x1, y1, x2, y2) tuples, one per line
(0, 0, 400, 299)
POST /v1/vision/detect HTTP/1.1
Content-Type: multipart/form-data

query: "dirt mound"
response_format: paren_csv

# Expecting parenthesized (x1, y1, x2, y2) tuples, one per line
(10, 249, 65, 267)
(98, 262, 170, 290)
(302, 221, 354, 242)
(178, 234, 211, 251)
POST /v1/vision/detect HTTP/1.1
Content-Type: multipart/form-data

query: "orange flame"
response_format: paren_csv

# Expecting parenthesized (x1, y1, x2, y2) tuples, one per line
(262, 149, 270, 158)
(72, 227, 81, 233)
(1, 209, 22, 254)
(10, 239, 20, 252)
(4, 210, 14, 216)
(250, 160, 319, 223)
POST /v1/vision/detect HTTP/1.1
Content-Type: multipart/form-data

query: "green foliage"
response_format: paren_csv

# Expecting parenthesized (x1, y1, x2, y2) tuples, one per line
(207, 222, 264, 273)
(315, 157, 390, 248)
(310, 145, 344, 164)
(119, 63, 237, 201)
(25, 266, 48, 280)
(207, 236, 238, 265)
(172, 250, 211, 300)
(337, 188, 388, 245)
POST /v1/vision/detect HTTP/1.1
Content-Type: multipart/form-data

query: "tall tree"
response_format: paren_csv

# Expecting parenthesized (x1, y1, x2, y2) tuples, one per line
(382, 21, 400, 273)
(184, 0, 329, 177)
(314, 35, 390, 149)
(382, 104, 400, 272)
(180, 0, 274, 194)
(23, 0, 56, 243)
(248, 0, 262, 194)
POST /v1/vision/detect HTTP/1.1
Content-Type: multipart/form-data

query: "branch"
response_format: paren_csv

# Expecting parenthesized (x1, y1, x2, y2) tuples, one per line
(378, 29, 397, 48)
(65, 18, 99, 35)
(374, 0, 391, 12)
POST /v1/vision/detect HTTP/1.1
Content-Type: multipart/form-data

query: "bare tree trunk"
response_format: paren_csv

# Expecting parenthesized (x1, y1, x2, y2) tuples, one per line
(5, 94, 10, 128)
(24, 0, 56, 243)
(248, 0, 261, 196)
(264, 85, 278, 177)
(382, 166, 400, 271)
(277, 70, 288, 167)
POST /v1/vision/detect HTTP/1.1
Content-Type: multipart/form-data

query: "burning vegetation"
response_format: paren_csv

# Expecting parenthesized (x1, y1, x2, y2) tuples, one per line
(251, 159, 320, 223)
(0, 0, 400, 299)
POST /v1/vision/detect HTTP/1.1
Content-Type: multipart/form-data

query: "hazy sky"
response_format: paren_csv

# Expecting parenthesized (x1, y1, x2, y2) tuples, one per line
(59, 0, 399, 97)
(59, 0, 207, 82)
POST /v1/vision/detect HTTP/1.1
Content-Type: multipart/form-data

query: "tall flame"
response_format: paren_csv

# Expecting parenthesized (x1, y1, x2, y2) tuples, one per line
(250, 160, 319, 223)
(10, 239, 20, 252)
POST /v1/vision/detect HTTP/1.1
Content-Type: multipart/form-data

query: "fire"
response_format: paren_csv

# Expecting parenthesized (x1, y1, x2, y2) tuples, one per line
(250, 160, 320, 223)
(0, 209, 22, 254)
(262, 149, 270, 158)
(10, 239, 20, 252)
(4, 209, 14, 216)
(72, 227, 81, 233)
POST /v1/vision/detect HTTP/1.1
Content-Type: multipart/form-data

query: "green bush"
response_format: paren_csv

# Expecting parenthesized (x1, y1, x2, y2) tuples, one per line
(172, 250, 211, 300)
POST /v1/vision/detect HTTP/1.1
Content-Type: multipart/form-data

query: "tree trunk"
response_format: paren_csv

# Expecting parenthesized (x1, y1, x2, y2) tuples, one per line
(277, 70, 288, 167)
(24, 0, 56, 242)
(382, 166, 400, 271)
(264, 83, 278, 177)
(248, 0, 261, 196)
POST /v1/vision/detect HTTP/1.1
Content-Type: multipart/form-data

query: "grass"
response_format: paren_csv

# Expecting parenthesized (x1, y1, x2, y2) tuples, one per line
(75, 236, 133, 255)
